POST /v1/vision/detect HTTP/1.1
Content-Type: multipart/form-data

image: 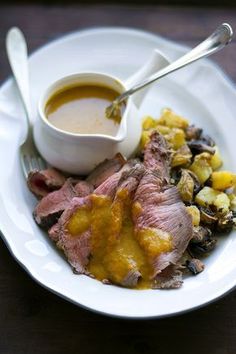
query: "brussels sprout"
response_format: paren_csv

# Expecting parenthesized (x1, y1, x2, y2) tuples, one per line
(177, 169, 195, 202)
(171, 145, 192, 168)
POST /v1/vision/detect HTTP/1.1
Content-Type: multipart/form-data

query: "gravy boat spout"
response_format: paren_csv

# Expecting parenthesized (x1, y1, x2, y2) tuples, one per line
(34, 50, 169, 175)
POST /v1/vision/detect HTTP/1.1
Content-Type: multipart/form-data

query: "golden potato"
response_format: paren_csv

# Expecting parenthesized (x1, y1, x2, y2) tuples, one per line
(211, 171, 236, 191)
(166, 128, 186, 150)
(156, 108, 189, 129)
(190, 153, 212, 184)
(140, 131, 151, 150)
(142, 116, 157, 130)
(195, 186, 230, 214)
(186, 205, 200, 226)
(210, 146, 223, 170)
(195, 187, 219, 207)
(155, 125, 171, 135)
(214, 193, 230, 214)
(228, 194, 236, 212)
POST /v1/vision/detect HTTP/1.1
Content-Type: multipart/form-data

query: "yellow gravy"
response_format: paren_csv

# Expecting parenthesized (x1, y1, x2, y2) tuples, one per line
(45, 85, 120, 135)
(66, 190, 173, 289)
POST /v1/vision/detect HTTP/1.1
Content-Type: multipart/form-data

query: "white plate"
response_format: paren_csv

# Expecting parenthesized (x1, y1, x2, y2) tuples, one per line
(0, 27, 236, 319)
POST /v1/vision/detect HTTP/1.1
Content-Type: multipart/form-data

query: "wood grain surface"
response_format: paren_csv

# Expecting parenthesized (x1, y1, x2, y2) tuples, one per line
(0, 5, 236, 354)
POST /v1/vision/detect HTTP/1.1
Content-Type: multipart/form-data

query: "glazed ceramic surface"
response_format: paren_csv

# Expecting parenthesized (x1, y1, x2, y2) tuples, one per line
(0, 27, 236, 318)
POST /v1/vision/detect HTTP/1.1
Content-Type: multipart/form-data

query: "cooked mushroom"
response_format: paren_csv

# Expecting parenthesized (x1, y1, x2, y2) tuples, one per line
(188, 140, 215, 155)
(200, 134, 215, 147)
(199, 207, 218, 226)
(189, 226, 217, 256)
(188, 170, 201, 194)
(191, 225, 212, 243)
(186, 258, 205, 275)
(185, 125, 202, 141)
(216, 211, 234, 232)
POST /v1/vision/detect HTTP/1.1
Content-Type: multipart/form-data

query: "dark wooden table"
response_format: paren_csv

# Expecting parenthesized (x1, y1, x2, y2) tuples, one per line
(0, 5, 236, 354)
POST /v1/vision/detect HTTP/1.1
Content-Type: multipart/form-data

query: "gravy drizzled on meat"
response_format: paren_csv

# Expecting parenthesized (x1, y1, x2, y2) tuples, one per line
(30, 133, 193, 289)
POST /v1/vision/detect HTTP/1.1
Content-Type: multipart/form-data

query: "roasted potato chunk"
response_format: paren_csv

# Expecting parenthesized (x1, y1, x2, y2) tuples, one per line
(190, 153, 212, 184)
(211, 171, 236, 191)
(157, 108, 189, 129)
(142, 116, 157, 130)
(210, 146, 223, 170)
(186, 205, 200, 226)
(166, 128, 186, 150)
(195, 186, 230, 214)
(195, 187, 219, 207)
(140, 131, 151, 150)
(214, 193, 230, 214)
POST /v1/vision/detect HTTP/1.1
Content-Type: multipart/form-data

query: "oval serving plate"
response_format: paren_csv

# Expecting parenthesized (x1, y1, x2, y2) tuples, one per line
(0, 27, 236, 319)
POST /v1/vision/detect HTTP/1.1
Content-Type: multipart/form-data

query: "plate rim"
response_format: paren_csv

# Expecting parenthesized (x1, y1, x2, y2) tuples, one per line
(1, 26, 236, 319)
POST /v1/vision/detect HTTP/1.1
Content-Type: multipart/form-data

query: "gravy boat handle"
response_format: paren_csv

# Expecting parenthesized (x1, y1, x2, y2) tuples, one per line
(124, 49, 170, 108)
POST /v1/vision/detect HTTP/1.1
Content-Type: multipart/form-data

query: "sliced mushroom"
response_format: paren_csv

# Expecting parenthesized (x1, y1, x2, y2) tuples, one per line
(191, 225, 212, 243)
(185, 125, 202, 141)
(189, 226, 216, 256)
(188, 140, 215, 155)
(200, 134, 215, 147)
(186, 258, 205, 275)
(199, 207, 218, 226)
(216, 211, 234, 232)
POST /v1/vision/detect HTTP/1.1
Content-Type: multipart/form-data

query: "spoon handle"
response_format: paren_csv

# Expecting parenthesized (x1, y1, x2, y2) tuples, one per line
(6, 27, 32, 129)
(119, 23, 233, 102)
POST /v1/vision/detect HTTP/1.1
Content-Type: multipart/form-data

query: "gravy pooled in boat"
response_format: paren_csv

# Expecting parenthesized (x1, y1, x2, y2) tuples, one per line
(45, 84, 120, 135)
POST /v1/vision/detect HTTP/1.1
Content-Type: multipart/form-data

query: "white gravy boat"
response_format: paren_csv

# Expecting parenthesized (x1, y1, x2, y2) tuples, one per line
(34, 49, 169, 174)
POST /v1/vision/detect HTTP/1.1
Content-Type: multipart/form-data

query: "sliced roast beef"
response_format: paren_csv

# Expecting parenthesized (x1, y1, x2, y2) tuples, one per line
(48, 162, 143, 276)
(86, 153, 126, 188)
(153, 265, 183, 289)
(144, 131, 171, 179)
(101, 164, 145, 287)
(133, 133, 193, 279)
(50, 197, 92, 274)
(27, 168, 66, 198)
(34, 178, 92, 230)
(38, 131, 193, 289)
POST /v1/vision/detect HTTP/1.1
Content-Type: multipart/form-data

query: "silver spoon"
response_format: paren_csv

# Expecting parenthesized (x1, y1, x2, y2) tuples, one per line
(106, 23, 233, 119)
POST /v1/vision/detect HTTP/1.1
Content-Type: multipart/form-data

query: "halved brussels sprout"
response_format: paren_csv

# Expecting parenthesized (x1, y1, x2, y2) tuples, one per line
(171, 145, 192, 168)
